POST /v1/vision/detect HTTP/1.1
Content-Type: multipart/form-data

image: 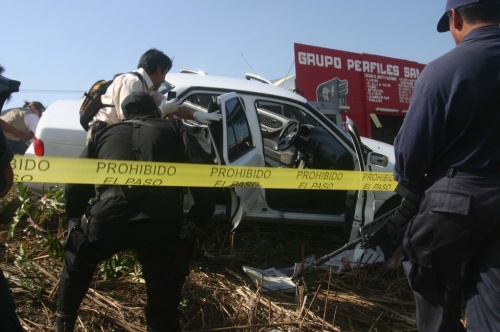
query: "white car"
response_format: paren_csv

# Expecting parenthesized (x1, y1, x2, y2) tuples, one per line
(25, 72, 401, 241)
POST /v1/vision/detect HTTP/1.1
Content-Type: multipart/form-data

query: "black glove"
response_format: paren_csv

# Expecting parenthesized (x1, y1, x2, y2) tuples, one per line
(361, 184, 421, 249)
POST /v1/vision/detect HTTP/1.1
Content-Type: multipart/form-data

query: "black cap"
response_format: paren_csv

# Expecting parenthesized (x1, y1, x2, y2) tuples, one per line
(437, 0, 500, 32)
(121, 92, 159, 119)
(0, 74, 21, 94)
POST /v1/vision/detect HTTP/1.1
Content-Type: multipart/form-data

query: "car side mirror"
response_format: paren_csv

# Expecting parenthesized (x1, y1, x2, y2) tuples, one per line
(369, 152, 388, 167)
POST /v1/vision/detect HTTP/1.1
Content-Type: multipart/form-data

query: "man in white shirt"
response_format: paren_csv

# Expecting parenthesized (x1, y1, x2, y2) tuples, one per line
(89, 48, 221, 135)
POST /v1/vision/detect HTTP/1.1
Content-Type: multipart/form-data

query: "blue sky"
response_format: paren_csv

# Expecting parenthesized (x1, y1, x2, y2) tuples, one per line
(1, 0, 453, 110)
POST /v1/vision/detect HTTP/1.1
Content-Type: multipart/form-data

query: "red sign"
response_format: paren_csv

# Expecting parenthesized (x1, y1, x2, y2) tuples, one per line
(294, 43, 426, 138)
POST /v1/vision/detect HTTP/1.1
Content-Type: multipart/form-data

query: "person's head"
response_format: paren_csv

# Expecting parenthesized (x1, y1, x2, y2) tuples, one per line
(437, 0, 500, 43)
(26, 101, 45, 117)
(121, 92, 160, 119)
(137, 48, 173, 90)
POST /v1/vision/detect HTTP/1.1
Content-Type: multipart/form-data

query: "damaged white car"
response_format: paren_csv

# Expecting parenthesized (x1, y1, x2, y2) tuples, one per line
(25, 72, 401, 241)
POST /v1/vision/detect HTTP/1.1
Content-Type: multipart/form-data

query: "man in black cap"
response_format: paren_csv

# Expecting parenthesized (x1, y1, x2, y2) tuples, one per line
(55, 92, 215, 331)
(394, 0, 500, 331)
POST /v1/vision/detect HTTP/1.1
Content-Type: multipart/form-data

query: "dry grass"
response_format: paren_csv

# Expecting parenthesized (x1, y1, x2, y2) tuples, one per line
(0, 186, 419, 331)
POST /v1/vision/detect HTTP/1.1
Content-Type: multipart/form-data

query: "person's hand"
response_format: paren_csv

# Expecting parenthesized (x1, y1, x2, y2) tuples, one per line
(193, 111, 222, 124)
(0, 164, 14, 198)
(158, 98, 180, 117)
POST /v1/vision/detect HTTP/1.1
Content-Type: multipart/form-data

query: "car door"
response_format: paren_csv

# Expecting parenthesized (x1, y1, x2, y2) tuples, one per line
(215, 92, 264, 230)
(345, 118, 377, 242)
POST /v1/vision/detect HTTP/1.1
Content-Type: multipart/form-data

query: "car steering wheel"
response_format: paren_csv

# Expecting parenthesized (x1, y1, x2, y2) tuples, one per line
(277, 120, 300, 151)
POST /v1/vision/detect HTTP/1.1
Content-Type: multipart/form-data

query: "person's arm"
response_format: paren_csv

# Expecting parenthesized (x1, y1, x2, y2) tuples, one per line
(65, 144, 96, 219)
(174, 105, 198, 121)
(0, 119, 32, 140)
(152, 90, 222, 124)
(393, 69, 443, 192)
(171, 102, 222, 124)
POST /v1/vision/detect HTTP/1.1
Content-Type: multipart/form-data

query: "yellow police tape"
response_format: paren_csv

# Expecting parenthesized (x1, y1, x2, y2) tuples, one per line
(11, 155, 397, 191)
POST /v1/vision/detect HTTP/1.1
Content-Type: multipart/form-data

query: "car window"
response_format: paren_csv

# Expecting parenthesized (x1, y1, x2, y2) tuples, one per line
(225, 97, 253, 162)
(255, 100, 320, 126)
(185, 93, 218, 108)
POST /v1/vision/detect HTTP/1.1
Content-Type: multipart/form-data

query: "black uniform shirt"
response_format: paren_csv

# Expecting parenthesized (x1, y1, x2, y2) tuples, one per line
(66, 118, 182, 223)
(66, 118, 217, 227)
(394, 26, 500, 192)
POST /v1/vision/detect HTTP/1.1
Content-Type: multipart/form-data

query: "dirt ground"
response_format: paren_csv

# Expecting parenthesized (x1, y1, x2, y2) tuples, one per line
(0, 186, 420, 332)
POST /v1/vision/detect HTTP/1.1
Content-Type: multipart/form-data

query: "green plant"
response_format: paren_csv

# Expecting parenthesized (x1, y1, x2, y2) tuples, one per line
(98, 250, 140, 280)
(8, 184, 66, 260)
(8, 184, 146, 283)
(129, 262, 145, 283)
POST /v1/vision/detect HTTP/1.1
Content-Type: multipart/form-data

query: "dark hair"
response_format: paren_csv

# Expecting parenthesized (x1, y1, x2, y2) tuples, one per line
(137, 49, 173, 75)
(457, 2, 500, 26)
(26, 101, 45, 112)
(0, 65, 4, 75)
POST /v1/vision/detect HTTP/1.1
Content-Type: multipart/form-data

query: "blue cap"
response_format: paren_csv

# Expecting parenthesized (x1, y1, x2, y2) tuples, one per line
(121, 92, 159, 118)
(437, 0, 498, 32)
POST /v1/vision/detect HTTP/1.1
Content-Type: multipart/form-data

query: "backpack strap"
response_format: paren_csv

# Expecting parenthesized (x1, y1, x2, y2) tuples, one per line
(102, 72, 147, 109)
(128, 72, 147, 91)
(125, 119, 160, 161)
(131, 121, 144, 161)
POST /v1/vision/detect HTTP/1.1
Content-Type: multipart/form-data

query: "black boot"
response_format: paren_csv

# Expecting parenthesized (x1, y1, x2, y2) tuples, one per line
(55, 312, 76, 332)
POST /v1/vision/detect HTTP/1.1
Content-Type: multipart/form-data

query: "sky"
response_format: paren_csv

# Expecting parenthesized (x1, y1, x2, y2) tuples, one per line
(1, 0, 453, 110)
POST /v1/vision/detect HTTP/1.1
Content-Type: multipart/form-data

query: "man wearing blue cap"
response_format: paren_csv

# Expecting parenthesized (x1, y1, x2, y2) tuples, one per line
(394, 0, 500, 331)
(55, 92, 215, 331)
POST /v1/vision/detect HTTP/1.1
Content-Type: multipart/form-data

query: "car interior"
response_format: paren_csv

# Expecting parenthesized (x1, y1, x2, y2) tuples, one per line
(255, 101, 354, 214)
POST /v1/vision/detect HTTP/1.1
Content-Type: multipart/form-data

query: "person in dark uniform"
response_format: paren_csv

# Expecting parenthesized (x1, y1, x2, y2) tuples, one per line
(55, 92, 215, 332)
(0, 65, 23, 331)
(394, 1, 500, 331)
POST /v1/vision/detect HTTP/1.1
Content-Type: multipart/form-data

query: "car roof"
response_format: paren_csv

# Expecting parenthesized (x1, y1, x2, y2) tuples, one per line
(166, 73, 308, 103)
(41, 99, 84, 130)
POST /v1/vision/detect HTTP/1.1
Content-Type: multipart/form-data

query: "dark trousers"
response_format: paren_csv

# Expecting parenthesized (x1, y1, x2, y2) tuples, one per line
(57, 217, 191, 332)
(402, 170, 500, 332)
(0, 268, 23, 331)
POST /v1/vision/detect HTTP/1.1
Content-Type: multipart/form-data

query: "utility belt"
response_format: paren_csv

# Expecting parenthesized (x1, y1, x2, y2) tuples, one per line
(97, 185, 174, 201)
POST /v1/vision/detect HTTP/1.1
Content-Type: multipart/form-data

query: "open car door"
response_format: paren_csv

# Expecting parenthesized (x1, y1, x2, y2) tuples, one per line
(345, 118, 377, 242)
(210, 92, 264, 230)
